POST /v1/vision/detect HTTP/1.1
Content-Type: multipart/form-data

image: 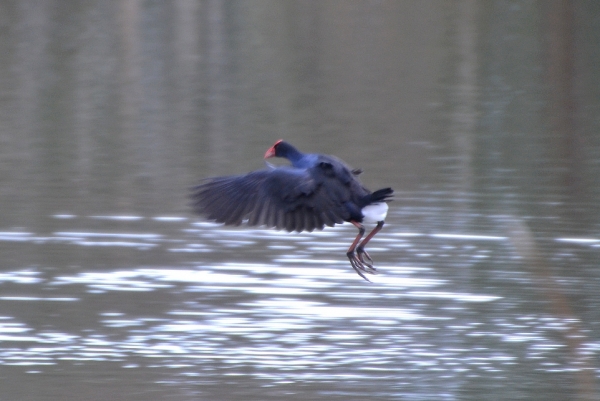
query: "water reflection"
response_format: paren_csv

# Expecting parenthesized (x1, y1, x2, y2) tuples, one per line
(0, 210, 596, 399)
(1, 0, 599, 399)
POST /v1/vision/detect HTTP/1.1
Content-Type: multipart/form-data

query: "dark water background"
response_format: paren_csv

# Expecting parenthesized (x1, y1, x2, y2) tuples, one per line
(1, 1, 599, 400)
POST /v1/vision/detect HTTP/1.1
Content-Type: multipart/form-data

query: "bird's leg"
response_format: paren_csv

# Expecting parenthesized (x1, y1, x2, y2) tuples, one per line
(347, 221, 376, 281)
(356, 221, 385, 269)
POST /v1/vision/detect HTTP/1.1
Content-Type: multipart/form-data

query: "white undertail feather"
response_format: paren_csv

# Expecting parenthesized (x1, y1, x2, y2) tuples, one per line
(361, 202, 389, 223)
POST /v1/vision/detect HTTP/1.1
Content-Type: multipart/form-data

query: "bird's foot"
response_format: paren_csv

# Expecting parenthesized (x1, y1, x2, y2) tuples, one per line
(356, 247, 376, 271)
(347, 251, 377, 282)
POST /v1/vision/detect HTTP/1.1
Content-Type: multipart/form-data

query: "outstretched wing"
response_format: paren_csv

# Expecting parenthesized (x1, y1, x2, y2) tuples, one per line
(190, 167, 355, 232)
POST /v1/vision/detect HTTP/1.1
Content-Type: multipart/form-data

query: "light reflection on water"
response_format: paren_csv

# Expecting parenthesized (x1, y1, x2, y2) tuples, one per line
(0, 210, 597, 401)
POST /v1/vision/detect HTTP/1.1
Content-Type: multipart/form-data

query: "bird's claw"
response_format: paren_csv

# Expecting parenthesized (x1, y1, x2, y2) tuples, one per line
(357, 247, 375, 270)
(347, 251, 377, 282)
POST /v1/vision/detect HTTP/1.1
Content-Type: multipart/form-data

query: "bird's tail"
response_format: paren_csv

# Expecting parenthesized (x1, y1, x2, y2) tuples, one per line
(369, 187, 394, 203)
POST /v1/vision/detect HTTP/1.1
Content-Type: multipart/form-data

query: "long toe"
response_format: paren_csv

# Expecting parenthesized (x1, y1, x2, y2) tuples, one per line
(357, 249, 377, 272)
(347, 252, 374, 282)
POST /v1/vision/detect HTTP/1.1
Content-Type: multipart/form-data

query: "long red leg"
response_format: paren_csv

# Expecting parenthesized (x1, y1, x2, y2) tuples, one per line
(346, 221, 376, 282)
(347, 221, 365, 253)
(356, 221, 385, 267)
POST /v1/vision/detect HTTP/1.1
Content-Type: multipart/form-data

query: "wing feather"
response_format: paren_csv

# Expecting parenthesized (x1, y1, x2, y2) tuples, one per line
(284, 209, 296, 232)
(248, 199, 263, 226)
(191, 163, 367, 232)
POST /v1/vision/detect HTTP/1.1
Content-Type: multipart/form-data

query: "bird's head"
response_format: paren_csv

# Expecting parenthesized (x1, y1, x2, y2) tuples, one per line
(264, 139, 284, 159)
(264, 140, 306, 167)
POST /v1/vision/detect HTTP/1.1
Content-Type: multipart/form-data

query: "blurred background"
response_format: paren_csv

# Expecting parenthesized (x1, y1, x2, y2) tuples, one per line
(0, 1, 599, 400)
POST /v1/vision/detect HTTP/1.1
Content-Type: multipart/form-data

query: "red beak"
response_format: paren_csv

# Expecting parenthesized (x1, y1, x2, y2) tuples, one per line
(264, 146, 276, 159)
(264, 140, 283, 159)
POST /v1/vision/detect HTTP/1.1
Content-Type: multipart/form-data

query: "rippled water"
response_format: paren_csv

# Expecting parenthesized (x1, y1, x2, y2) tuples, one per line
(1, 202, 598, 400)
(2, 1, 600, 399)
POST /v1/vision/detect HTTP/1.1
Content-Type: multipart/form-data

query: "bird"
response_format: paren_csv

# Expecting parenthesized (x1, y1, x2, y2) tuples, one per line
(190, 140, 393, 281)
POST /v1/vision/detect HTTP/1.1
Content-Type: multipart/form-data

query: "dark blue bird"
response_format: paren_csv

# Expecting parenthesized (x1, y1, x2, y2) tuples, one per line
(190, 140, 393, 281)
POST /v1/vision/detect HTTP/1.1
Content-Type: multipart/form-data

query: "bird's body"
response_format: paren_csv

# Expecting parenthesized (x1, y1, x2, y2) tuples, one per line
(190, 140, 393, 281)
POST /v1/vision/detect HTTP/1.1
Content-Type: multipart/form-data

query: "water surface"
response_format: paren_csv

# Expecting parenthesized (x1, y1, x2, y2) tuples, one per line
(1, 1, 599, 400)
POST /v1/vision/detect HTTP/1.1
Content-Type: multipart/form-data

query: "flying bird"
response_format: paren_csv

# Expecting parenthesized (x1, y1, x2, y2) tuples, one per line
(190, 140, 393, 281)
